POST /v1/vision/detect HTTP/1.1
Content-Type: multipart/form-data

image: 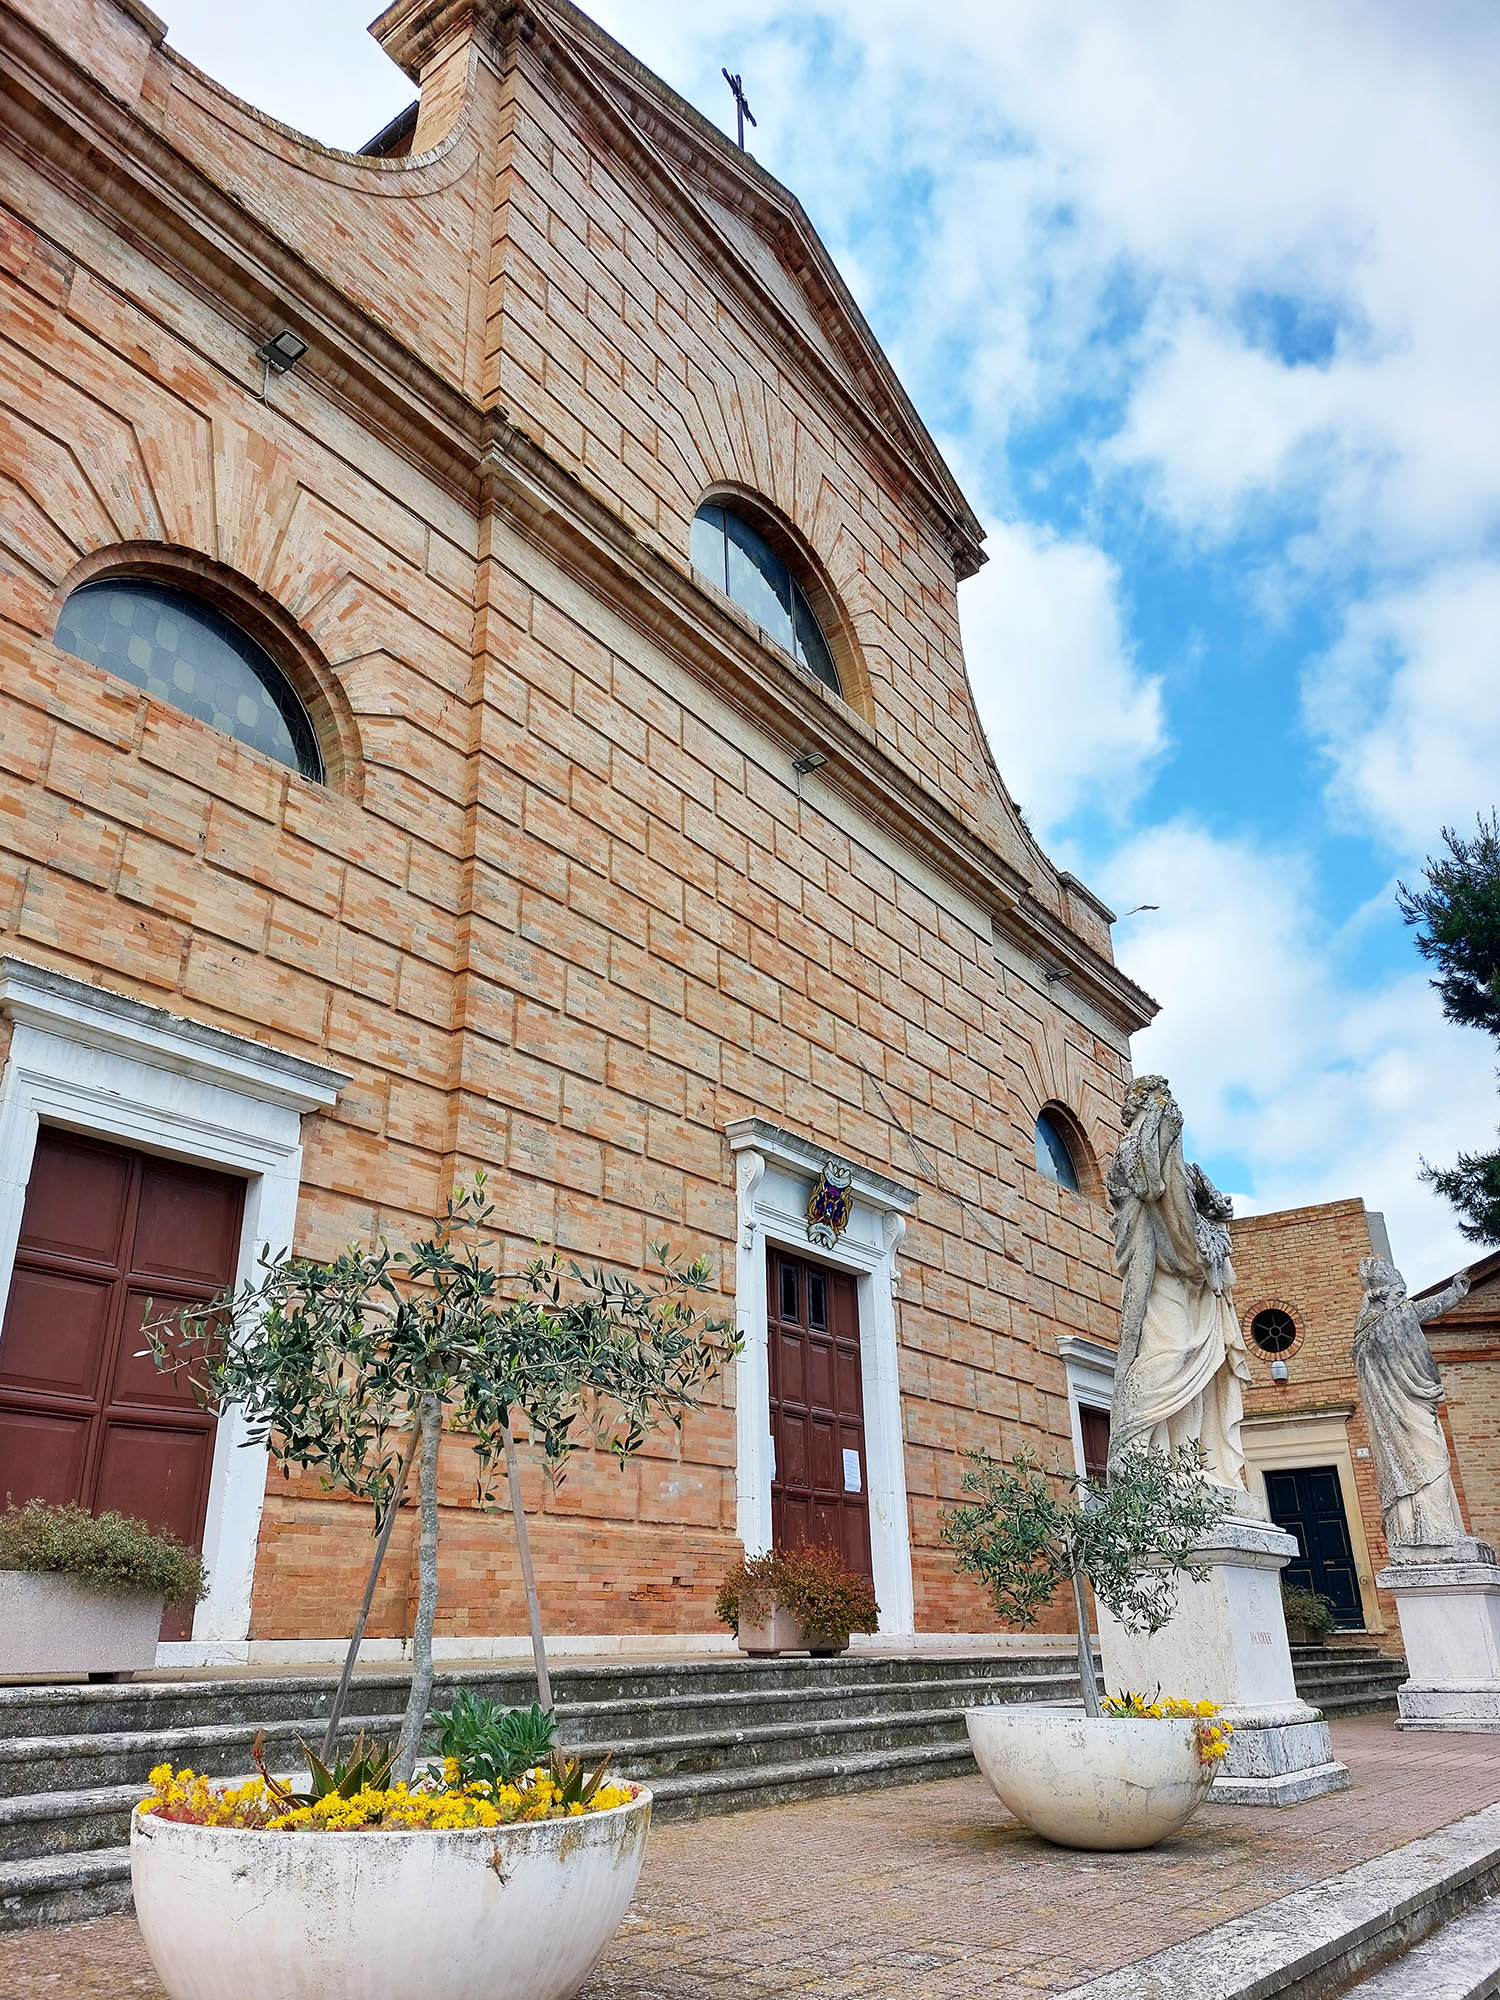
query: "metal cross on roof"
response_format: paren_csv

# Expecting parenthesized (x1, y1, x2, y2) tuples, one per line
(721, 68, 757, 150)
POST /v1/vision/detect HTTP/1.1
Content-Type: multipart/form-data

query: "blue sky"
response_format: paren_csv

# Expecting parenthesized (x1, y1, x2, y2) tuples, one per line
(156, 1, 1500, 1285)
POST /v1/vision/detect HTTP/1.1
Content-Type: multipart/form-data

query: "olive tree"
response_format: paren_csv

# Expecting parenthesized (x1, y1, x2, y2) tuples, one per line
(940, 1442, 1227, 1715)
(145, 1175, 739, 1780)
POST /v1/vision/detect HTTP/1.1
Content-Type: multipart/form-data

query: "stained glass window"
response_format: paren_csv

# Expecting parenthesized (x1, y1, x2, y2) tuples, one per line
(55, 579, 323, 781)
(691, 505, 841, 694)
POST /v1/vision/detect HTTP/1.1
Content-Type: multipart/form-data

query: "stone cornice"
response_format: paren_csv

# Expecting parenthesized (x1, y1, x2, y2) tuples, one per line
(482, 426, 1159, 1036)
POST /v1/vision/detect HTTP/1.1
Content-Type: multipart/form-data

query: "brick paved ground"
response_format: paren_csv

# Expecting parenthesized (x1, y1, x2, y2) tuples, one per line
(5, 1717, 1499, 2000)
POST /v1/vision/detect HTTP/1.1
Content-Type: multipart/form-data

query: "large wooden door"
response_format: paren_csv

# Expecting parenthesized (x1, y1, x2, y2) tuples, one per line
(1264, 1464, 1363, 1629)
(0, 1129, 245, 1638)
(768, 1248, 872, 1580)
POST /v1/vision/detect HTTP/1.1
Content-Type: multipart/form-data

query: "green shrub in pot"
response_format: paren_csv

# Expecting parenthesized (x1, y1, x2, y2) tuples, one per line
(0, 1499, 205, 1604)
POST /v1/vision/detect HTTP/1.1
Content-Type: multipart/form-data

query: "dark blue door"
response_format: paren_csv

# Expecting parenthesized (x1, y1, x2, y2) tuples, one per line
(1264, 1465, 1363, 1628)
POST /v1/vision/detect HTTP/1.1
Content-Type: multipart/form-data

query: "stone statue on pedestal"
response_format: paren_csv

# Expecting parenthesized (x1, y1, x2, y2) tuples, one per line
(1355, 1257, 1471, 1554)
(1357, 1256, 1500, 1732)
(1106, 1074, 1252, 1495)
(1096, 1074, 1349, 1798)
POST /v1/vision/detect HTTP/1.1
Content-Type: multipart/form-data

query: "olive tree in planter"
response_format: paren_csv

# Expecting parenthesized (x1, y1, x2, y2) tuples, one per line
(0, 1500, 205, 1679)
(941, 1442, 1232, 1851)
(133, 1181, 739, 2000)
(146, 1176, 739, 1776)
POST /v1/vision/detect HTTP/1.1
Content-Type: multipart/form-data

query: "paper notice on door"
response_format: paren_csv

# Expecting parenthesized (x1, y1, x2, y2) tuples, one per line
(842, 1448, 862, 1493)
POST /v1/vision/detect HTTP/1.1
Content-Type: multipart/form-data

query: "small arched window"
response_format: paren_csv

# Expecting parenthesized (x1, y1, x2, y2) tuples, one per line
(1034, 1110, 1082, 1193)
(55, 578, 323, 782)
(691, 504, 840, 694)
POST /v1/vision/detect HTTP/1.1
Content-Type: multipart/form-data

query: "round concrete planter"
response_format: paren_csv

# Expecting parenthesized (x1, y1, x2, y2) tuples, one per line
(0, 1570, 162, 1678)
(965, 1709, 1213, 1851)
(735, 1604, 850, 1657)
(130, 1785, 652, 2000)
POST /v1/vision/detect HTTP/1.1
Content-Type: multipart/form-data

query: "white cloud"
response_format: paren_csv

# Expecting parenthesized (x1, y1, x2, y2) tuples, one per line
(1305, 563, 1500, 855)
(1106, 821, 1495, 1288)
(957, 523, 1164, 834)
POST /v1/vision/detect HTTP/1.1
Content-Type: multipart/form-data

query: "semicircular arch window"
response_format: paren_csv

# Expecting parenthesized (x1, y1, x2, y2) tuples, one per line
(1034, 1110, 1082, 1194)
(55, 578, 323, 782)
(691, 504, 841, 695)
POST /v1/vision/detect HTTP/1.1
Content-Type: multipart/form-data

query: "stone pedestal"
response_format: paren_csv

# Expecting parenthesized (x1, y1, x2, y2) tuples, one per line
(1097, 1514, 1350, 1805)
(1378, 1541, 1500, 1732)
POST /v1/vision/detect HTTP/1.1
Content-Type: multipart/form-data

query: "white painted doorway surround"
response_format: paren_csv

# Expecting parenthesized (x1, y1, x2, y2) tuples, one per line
(724, 1116, 918, 1636)
(0, 957, 348, 1665)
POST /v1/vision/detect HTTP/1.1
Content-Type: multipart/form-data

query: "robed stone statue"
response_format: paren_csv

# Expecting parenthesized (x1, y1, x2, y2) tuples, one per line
(1106, 1075, 1252, 1492)
(1355, 1257, 1470, 1553)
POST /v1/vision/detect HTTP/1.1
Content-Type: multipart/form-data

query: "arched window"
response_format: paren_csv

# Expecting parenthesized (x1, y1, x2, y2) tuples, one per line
(690, 504, 841, 694)
(55, 578, 323, 782)
(1034, 1110, 1082, 1193)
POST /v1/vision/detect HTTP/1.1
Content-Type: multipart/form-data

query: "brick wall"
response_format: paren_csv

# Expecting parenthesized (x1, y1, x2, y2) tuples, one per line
(1422, 1260, 1500, 1550)
(1229, 1200, 1490, 1647)
(0, 0, 1150, 1648)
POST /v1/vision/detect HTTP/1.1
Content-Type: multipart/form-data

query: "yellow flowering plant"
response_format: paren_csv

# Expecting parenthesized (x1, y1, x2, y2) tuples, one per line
(1100, 1690, 1233, 1766)
(137, 1757, 638, 1834)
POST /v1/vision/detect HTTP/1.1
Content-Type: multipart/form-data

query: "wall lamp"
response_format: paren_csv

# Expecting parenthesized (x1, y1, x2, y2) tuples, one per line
(1270, 1357, 1290, 1384)
(256, 330, 308, 373)
(792, 750, 828, 776)
(255, 330, 309, 399)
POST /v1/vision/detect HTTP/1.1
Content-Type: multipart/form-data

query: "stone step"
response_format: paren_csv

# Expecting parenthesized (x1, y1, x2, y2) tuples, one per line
(1056, 1799, 1500, 2000)
(0, 1697, 1001, 1865)
(649, 1735, 979, 1818)
(0, 1847, 133, 1932)
(1343, 1893, 1500, 1998)
(0, 1650, 1050, 1740)
(0, 1666, 1076, 1800)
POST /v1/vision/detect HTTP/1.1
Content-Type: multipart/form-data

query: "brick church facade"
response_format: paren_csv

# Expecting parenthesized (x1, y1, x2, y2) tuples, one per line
(0, 0, 1153, 1664)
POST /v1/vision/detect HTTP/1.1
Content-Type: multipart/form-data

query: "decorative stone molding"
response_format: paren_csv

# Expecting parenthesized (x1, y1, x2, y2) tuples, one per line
(724, 1117, 917, 1635)
(0, 958, 348, 1663)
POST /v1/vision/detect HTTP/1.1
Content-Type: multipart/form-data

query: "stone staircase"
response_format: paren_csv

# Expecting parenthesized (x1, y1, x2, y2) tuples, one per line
(0, 1649, 1080, 1929)
(1289, 1641, 1409, 1716)
(0, 1642, 1407, 1931)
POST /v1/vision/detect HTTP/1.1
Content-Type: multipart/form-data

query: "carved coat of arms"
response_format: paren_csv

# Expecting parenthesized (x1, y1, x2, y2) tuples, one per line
(807, 1159, 855, 1249)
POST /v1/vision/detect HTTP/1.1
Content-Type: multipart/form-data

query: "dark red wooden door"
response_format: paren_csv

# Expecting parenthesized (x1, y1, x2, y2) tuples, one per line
(768, 1248, 871, 1580)
(0, 1130, 244, 1638)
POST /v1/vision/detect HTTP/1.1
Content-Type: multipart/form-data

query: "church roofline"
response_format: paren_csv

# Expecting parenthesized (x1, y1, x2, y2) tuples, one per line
(371, 0, 988, 579)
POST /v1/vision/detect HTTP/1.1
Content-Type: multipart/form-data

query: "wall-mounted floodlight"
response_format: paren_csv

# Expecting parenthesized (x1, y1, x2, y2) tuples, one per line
(255, 330, 308, 400)
(792, 750, 828, 776)
(1270, 1357, 1290, 1384)
(256, 330, 308, 373)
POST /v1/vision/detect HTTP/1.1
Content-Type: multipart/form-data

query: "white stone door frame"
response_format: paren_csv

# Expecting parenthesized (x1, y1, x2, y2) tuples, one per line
(0, 958, 348, 1665)
(724, 1116, 918, 1636)
(1240, 1407, 1387, 1635)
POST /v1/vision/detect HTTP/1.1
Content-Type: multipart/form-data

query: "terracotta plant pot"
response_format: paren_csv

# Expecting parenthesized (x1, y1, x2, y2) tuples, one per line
(0, 1570, 162, 1678)
(736, 1604, 850, 1657)
(130, 1785, 653, 2000)
(965, 1708, 1214, 1852)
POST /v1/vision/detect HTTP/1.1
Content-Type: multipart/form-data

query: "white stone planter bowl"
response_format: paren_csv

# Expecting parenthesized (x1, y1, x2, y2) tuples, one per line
(0, 1571, 162, 1677)
(966, 1708, 1213, 1851)
(130, 1786, 652, 2000)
